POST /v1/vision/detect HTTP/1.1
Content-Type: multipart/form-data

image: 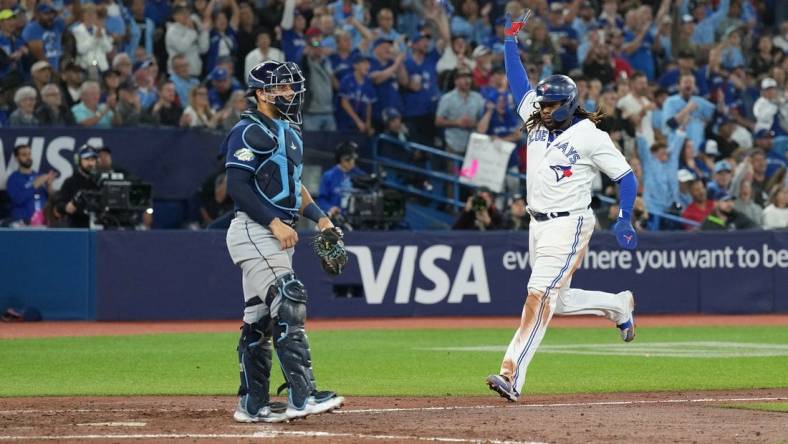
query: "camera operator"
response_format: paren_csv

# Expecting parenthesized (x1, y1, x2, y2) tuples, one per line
(56, 144, 100, 228)
(317, 141, 367, 218)
(95, 146, 130, 176)
(452, 186, 502, 231)
(501, 193, 529, 230)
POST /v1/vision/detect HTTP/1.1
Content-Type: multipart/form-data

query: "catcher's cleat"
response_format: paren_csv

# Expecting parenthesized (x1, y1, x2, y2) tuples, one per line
(233, 398, 288, 423)
(486, 374, 519, 402)
(617, 291, 636, 342)
(285, 393, 345, 420)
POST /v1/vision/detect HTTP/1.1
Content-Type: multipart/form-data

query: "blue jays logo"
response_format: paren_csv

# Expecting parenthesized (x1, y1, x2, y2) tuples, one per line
(550, 165, 573, 182)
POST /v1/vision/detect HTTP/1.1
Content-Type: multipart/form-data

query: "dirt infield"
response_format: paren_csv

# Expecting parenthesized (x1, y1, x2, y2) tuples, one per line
(2, 314, 788, 339)
(1, 390, 787, 443)
(2, 316, 787, 442)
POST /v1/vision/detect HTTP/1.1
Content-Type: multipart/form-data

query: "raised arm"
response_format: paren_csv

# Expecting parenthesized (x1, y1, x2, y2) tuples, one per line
(503, 12, 533, 107)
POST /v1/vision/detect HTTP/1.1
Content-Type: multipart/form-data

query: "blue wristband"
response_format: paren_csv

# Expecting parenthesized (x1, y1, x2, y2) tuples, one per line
(303, 202, 326, 223)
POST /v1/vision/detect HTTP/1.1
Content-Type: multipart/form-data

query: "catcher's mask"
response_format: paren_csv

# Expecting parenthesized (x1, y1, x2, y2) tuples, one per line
(247, 60, 306, 124)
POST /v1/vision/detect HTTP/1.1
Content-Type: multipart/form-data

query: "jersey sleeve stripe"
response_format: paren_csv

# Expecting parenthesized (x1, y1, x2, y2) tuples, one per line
(612, 169, 633, 182)
(226, 162, 256, 172)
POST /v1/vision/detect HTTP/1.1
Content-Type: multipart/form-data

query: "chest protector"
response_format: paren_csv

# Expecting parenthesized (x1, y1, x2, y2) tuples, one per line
(244, 113, 304, 213)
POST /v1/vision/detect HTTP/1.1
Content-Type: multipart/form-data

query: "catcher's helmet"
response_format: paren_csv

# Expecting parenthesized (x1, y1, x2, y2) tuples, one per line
(534, 74, 579, 123)
(247, 60, 306, 124)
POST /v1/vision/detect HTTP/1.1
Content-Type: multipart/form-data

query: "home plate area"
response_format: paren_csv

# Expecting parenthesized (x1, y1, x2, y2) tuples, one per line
(1, 390, 787, 443)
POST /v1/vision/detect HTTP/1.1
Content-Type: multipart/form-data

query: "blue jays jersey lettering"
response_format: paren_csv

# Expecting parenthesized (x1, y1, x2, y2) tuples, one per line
(222, 110, 303, 220)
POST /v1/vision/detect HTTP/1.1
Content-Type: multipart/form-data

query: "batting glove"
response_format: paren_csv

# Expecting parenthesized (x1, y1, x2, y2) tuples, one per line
(504, 10, 532, 40)
(613, 217, 638, 250)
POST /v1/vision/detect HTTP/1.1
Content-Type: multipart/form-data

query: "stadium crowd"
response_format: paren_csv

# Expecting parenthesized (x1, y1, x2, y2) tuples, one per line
(1, 0, 787, 230)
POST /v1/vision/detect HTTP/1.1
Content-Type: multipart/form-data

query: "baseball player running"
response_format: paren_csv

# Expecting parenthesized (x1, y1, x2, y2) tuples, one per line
(486, 12, 639, 403)
(223, 60, 348, 422)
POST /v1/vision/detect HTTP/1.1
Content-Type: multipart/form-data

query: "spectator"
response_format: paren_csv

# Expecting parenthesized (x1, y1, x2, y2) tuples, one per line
(217, 90, 247, 130)
(750, 149, 771, 206)
(750, 34, 784, 79)
(449, 0, 490, 45)
(328, 30, 359, 88)
(6, 144, 56, 225)
(754, 129, 787, 178)
(169, 54, 199, 108)
(205, 0, 239, 75)
(701, 192, 756, 230)
(101, 69, 122, 105)
(523, 19, 561, 75)
(582, 38, 616, 85)
(72, 3, 114, 74)
(316, 13, 338, 54)
(622, 7, 656, 81)
(690, 0, 731, 50)
(435, 68, 485, 155)
(151, 81, 184, 127)
(165, 5, 209, 77)
(206, 66, 239, 111)
(598, 0, 624, 29)
(501, 193, 529, 231)
(662, 74, 716, 150)
(327, 0, 366, 46)
(336, 54, 376, 133)
(133, 59, 158, 110)
(372, 8, 402, 47)
(181, 85, 218, 128)
(369, 37, 407, 125)
(681, 138, 711, 180)
(126, 0, 154, 64)
(316, 141, 366, 217)
(143, 0, 172, 27)
(35, 83, 76, 125)
(618, 71, 656, 147)
(659, 50, 708, 98)
(112, 53, 134, 82)
(72, 80, 116, 128)
(402, 30, 442, 147)
(677, 168, 696, 207)
(608, 28, 635, 80)
(244, 31, 284, 78)
(280, 0, 306, 62)
(762, 184, 788, 229)
(476, 90, 520, 142)
(0, 9, 27, 85)
(734, 180, 764, 226)
(718, 26, 746, 71)
(471, 45, 493, 88)
(681, 179, 716, 228)
(301, 27, 336, 131)
(29, 61, 53, 93)
(115, 79, 145, 126)
(572, 1, 598, 38)
(199, 171, 233, 227)
(9, 86, 39, 127)
(547, 1, 579, 73)
(22, 3, 65, 70)
(637, 132, 683, 218)
(773, 21, 788, 53)
(437, 35, 473, 78)
(707, 160, 734, 199)
(753, 77, 787, 136)
(452, 186, 502, 231)
(56, 145, 101, 228)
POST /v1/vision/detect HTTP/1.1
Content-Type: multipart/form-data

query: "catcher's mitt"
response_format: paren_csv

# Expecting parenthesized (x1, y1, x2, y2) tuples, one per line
(311, 227, 348, 275)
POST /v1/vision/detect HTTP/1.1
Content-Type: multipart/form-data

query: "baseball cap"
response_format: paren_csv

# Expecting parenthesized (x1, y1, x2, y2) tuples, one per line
(510, 193, 525, 204)
(209, 66, 229, 81)
(454, 67, 472, 78)
(78, 144, 98, 159)
(305, 27, 321, 38)
(382, 107, 401, 122)
(0, 9, 15, 20)
(677, 169, 695, 182)
(133, 58, 153, 73)
(761, 77, 778, 90)
(31, 60, 52, 73)
(36, 3, 56, 13)
(681, 14, 694, 23)
(471, 45, 491, 58)
(351, 53, 371, 65)
(755, 129, 775, 139)
(550, 2, 565, 12)
(96, 146, 112, 153)
(372, 37, 394, 50)
(410, 32, 428, 43)
(702, 139, 719, 156)
(714, 160, 732, 173)
(716, 191, 735, 201)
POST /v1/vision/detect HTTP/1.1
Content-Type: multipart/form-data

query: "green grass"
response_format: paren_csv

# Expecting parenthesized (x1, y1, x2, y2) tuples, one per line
(0, 326, 787, 397)
(724, 402, 788, 413)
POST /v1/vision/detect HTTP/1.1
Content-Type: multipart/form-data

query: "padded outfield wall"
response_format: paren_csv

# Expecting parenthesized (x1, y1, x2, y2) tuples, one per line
(1, 229, 786, 320)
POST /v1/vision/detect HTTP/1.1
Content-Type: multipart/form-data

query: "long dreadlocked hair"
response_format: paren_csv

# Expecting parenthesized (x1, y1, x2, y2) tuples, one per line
(523, 103, 607, 133)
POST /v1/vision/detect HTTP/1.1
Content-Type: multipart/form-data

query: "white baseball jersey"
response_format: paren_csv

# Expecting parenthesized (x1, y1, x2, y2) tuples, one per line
(517, 91, 632, 213)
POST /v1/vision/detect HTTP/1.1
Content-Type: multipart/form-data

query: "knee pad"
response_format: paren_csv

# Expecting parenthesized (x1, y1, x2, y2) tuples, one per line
(271, 273, 316, 408)
(237, 319, 273, 412)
